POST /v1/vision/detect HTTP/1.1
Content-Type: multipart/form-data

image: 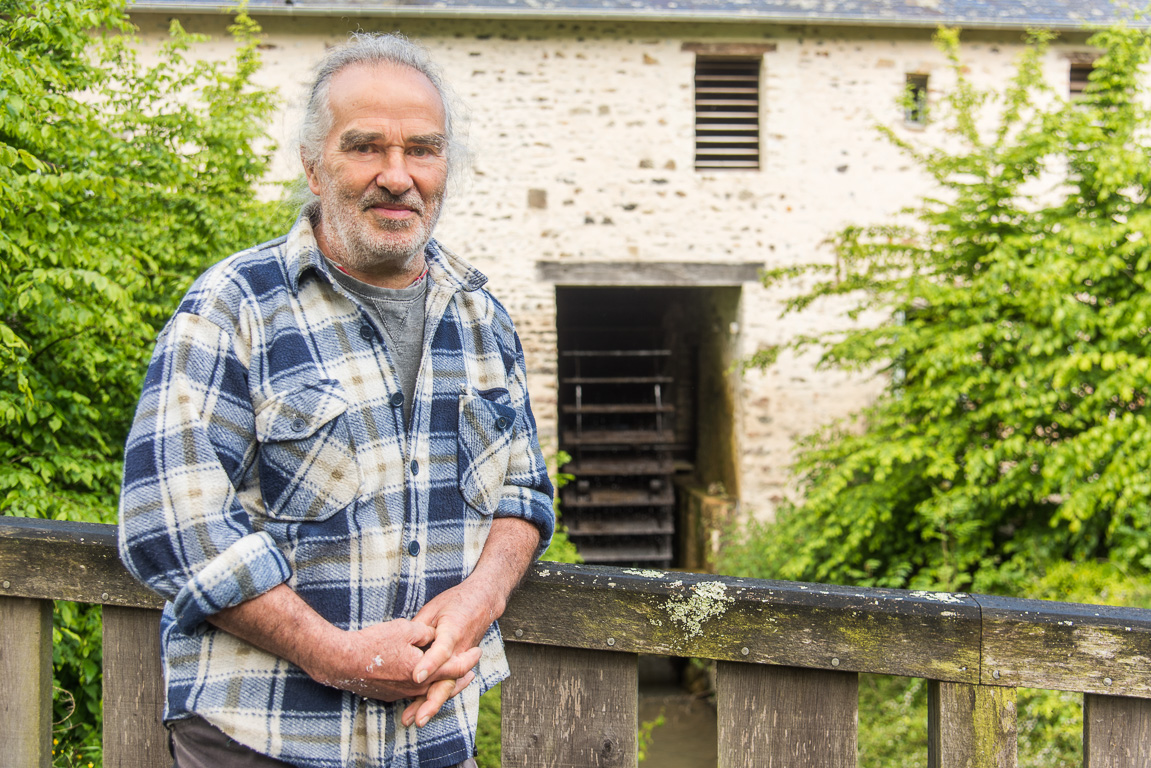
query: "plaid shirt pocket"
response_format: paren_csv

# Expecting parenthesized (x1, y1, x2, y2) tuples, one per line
(458, 387, 517, 515)
(254, 379, 360, 522)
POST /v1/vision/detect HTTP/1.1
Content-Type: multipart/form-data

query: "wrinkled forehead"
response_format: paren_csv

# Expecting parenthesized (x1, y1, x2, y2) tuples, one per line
(324, 62, 447, 134)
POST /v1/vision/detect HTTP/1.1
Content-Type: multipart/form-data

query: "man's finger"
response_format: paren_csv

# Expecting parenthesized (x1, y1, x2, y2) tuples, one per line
(412, 624, 464, 683)
(419, 672, 475, 726)
(401, 695, 426, 728)
(401, 679, 452, 728)
(409, 672, 476, 728)
(416, 644, 481, 686)
(406, 619, 436, 648)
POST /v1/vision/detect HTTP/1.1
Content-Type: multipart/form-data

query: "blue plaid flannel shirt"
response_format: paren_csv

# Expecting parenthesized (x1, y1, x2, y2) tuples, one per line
(118, 211, 554, 768)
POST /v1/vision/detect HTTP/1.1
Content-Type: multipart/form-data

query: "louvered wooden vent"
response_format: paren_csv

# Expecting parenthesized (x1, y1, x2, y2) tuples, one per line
(1070, 62, 1093, 98)
(695, 57, 761, 171)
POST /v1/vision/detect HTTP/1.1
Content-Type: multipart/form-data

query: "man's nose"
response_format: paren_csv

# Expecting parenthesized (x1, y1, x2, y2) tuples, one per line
(375, 149, 414, 195)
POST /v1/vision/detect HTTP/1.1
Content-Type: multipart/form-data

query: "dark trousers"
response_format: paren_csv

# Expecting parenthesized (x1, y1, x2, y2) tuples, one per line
(169, 716, 479, 768)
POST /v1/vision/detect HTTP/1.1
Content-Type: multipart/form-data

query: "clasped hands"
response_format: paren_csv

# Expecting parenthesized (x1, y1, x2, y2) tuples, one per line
(308, 582, 502, 729)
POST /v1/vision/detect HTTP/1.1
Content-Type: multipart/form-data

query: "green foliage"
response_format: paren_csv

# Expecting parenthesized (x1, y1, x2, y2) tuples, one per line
(636, 711, 666, 763)
(723, 23, 1151, 767)
(52, 602, 104, 768)
(541, 449, 582, 564)
(857, 675, 928, 768)
(1, 2, 287, 763)
(475, 686, 502, 768)
(0, 0, 286, 525)
(723, 24, 1151, 596)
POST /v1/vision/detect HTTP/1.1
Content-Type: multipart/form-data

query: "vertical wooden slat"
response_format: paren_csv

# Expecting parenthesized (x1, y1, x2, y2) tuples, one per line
(928, 681, 1017, 768)
(717, 662, 858, 768)
(502, 643, 638, 768)
(102, 606, 167, 768)
(0, 596, 53, 768)
(1083, 693, 1151, 767)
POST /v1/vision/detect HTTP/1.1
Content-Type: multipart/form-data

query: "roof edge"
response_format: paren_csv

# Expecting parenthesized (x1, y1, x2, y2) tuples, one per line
(125, 3, 1132, 32)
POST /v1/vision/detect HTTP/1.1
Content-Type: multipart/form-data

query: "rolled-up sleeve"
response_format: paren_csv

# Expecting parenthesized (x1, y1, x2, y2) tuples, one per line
(495, 330, 555, 558)
(118, 312, 291, 634)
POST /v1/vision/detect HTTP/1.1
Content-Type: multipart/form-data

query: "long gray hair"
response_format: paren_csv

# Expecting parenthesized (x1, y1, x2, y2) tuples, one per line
(298, 32, 468, 185)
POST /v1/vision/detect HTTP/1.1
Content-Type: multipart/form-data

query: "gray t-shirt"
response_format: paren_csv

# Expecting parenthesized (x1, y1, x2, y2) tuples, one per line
(327, 262, 428, 427)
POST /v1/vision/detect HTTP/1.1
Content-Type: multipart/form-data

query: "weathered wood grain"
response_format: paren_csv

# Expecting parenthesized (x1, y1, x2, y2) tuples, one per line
(717, 662, 857, 768)
(502, 643, 638, 768)
(0, 518, 162, 608)
(102, 606, 167, 768)
(1083, 693, 1151, 767)
(979, 595, 1151, 698)
(6, 516, 1151, 714)
(505, 563, 981, 682)
(928, 681, 1017, 768)
(0, 596, 53, 768)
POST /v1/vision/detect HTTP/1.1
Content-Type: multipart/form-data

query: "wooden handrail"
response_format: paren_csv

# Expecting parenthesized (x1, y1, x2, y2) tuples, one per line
(3, 517, 1151, 767)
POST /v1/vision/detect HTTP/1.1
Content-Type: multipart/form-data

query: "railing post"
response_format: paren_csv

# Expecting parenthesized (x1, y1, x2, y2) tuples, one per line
(102, 606, 167, 767)
(928, 681, 1017, 768)
(1083, 693, 1151, 767)
(0, 596, 53, 768)
(502, 643, 638, 767)
(717, 662, 858, 768)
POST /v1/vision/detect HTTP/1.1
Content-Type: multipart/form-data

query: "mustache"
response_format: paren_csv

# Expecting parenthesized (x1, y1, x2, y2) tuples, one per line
(360, 191, 424, 213)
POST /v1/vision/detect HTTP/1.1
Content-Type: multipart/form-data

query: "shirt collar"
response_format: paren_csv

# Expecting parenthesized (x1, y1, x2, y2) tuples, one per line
(285, 204, 488, 295)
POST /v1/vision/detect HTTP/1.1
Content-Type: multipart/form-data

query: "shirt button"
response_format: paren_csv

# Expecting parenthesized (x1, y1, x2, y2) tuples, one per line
(290, 418, 307, 432)
(410, 460, 419, 475)
(360, 325, 374, 341)
(408, 540, 421, 557)
(390, 392, 405, 407)
(495, 416, 510, 430)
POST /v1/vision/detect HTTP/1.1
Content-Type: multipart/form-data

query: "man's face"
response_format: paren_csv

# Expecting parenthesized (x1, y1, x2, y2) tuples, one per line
(305, 62, 449, 275)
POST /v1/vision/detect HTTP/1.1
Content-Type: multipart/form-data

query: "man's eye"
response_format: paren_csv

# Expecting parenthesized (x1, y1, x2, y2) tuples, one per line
(409, 146, 437, 158)
(352, 145, 374, 154)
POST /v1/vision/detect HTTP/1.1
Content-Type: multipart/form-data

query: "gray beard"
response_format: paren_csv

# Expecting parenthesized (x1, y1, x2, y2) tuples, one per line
(324, 202, 439, 273)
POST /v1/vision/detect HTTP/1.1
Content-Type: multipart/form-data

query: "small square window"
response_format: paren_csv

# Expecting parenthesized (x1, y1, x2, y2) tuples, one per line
(1069, 59, 1094, 98)
(905, 74, 929, 126)
(694, 57, 761, 171)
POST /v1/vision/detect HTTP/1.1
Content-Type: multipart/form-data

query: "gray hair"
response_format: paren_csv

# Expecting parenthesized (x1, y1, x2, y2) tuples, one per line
(298, 32, 467, 184)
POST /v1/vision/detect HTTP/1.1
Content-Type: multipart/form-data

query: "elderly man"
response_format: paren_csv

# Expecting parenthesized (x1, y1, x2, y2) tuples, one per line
(118, 33, 554, 768)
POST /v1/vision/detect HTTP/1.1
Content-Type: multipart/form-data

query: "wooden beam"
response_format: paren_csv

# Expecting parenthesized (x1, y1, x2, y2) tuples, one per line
(683, 42, 778, 56)
(0, 596, 53, 768)
(980, 594, 1151, 697)
(0, 517, 162, 609)
(1084, 693, 1151, 767)
(502, 644, 637, 767)
(102, 607, 168, 768)
(7, 520, 1151, 699)
(535, 261, 763, 286)
(717, 662, 857, 767)
(505, 563, 982, 683)
(928, 681, 1017, 768)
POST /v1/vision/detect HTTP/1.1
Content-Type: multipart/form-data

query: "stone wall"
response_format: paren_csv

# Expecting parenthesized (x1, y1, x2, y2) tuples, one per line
(128, 11, 1094, 522)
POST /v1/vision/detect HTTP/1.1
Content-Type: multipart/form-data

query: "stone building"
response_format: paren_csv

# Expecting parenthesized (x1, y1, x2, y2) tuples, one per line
(126, 0, 1123, 569)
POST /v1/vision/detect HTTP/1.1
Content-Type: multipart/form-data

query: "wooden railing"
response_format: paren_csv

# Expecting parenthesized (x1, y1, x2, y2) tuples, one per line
(3, 516, 1151, 767)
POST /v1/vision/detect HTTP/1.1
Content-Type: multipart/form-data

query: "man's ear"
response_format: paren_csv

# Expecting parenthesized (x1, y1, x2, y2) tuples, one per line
(301, 148, 322, 196)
